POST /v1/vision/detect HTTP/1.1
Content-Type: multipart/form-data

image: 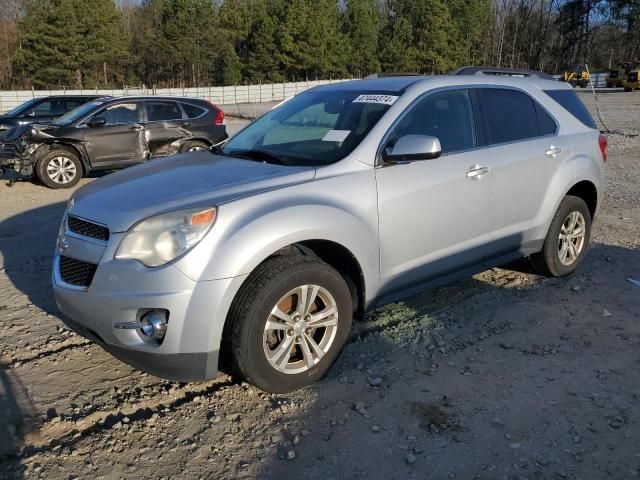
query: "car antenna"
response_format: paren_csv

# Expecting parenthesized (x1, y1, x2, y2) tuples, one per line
(585, 63, 610, 133)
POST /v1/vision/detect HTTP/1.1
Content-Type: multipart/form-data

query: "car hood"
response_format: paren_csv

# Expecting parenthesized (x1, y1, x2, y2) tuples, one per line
(1, 122, 56, 142)
(70, 153, 317, 232)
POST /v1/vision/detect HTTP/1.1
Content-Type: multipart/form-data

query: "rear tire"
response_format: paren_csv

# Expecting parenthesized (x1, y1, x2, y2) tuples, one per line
(530, 195, 591, 277)
(180, 140, 209, 152)
(36, 149, 82, 189)
(224, 255, 353, 393)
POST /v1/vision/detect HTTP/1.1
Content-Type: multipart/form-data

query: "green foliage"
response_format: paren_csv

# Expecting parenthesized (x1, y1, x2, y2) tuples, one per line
(342, 0, 382, 76)
(16, 0, 131, 88)
(11, 0, 638, 89)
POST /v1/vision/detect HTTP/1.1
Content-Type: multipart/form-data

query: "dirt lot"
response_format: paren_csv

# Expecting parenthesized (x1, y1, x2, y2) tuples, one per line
(0, 92, 639, 480)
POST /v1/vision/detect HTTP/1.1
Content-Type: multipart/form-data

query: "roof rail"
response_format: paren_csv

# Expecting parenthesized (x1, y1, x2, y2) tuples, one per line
(363, 73, 425, 79)
(454, 66, 554, 80)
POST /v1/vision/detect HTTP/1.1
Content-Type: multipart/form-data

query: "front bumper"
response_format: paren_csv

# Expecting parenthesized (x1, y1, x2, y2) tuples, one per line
(59, 314, 219, 381)
(0, 148, 34, 176)
(52, 222, 244, 382)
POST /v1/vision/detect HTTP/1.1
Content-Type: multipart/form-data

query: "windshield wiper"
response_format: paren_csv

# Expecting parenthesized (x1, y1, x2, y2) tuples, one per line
(225, 149, 287, 165)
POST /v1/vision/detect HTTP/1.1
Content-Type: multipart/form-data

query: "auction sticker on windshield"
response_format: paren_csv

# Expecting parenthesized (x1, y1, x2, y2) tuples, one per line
(352, 94, 399, 105)
(322, 130, 351, 142)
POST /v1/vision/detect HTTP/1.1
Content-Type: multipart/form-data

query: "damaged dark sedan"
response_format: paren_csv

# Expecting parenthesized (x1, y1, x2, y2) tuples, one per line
(0, 96, 227, 188)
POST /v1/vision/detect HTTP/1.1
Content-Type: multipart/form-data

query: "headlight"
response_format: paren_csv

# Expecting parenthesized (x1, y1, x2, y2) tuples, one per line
(115, 206, 217, 267)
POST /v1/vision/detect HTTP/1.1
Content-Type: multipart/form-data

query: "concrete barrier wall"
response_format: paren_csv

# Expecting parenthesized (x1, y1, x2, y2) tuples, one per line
(1, 73, 615, 114)
(0, 78, 355, 114)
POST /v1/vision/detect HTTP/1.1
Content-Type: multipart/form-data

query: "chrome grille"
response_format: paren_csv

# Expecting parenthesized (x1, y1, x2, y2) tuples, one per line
(59, 256, 97, 287)
(67, 215, 109, 241)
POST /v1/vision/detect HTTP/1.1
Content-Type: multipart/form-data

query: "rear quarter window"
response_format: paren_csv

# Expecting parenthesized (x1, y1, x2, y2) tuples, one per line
(181, 102, 206, 119)
(543, 90, 596, 129)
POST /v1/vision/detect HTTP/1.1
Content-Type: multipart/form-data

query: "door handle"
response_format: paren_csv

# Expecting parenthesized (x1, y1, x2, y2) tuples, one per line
(545, 146, 562, 157)
(466, 165, 490, 179)
(130, 125, 143, 131)
(180, 122, 191, 127)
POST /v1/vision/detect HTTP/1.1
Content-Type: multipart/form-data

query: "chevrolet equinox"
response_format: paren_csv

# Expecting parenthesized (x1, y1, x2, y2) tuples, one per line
(53, 68, 606, 393)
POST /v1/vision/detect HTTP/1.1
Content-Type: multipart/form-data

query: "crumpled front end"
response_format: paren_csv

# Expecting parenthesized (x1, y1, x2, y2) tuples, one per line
(0, 133, 41, 178)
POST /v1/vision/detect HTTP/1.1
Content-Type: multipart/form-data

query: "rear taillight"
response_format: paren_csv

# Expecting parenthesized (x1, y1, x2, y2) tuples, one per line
(209, 102, 225, 125)
(598, 134, 607, 162)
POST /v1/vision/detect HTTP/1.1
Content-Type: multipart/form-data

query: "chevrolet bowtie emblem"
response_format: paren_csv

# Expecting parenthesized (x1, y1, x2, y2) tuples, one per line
(57, 236, 71, 253)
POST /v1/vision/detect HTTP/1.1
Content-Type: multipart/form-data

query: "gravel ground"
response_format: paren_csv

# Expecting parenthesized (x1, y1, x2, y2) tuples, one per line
(0, 91, 639, 480)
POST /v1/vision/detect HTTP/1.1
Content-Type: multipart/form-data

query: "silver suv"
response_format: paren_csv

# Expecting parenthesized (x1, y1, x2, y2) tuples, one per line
(53, 68, 606, 393)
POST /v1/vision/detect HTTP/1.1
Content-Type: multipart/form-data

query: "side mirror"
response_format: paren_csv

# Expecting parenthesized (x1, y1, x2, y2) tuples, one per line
(383, 134, 442, 163)
(87, 116, 107, 127)
(25, 110, 36, 118)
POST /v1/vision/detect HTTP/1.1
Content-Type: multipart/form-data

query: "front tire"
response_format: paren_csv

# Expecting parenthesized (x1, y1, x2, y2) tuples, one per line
(180, 140, 209, 152)
(530, 195, 591, 277)
(36, 149, 82, 189)
(224, 255, 353, 393)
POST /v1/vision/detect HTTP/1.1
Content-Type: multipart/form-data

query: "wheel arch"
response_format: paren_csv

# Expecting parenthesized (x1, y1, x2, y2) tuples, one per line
(34, 141, 90, 174)
(566, 180, 597, 219)
(266, 240, 366, 321)
(179, 137, 212, 152)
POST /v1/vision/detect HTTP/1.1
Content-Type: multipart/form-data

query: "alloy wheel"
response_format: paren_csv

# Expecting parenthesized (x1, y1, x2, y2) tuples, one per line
(263, 284, 339, 375)
(558, 211, 586, 266)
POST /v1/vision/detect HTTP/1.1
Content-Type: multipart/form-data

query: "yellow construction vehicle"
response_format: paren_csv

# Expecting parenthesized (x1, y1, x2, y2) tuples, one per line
(607, 62, 637, 88)
(606, 65, 624, 88)
(562, 65, 590, 88)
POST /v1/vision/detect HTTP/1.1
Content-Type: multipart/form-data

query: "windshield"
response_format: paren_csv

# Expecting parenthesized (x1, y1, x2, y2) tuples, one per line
(221, 90, 398, 166)
(3, 98, 40, 117)
(52, 100, 105, 126)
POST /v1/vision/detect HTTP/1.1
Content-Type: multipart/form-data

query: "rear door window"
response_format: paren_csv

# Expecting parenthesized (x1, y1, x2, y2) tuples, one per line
(146, 101, 184, 122)
(543, 90, 596, 129)
(477, 88, 540, 144)
(388, 89, 476, 154)
(181, 102, 206, 119)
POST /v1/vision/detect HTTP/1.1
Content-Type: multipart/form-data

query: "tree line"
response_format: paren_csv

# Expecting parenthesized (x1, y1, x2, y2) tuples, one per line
(0, 0, 638, 89)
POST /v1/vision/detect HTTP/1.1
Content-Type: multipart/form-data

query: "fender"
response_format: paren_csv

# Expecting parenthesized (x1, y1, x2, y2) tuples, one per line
(176, 201, 379, 298)
(176, 198, 379, 357)
(31, 140, 92, 173)
(539, 150, 603, 241)
(173, 161, 379, 289)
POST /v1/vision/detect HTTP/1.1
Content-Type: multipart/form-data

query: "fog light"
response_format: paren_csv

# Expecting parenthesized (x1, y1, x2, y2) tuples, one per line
(140, 310, 168, 339)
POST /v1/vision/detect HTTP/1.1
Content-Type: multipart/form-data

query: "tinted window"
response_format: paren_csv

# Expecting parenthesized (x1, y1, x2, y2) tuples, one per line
(535, 103, 556, 136)
(64, 100, 85, 112)
(181, 103, 206, 119)
(543, 90, 596, 129)
(147, 101, 183, 121)
(389, 89, 476, 154)
(477, 89, 539, 144)
(96, 103, 142, 125)
(33, 100, 65, 117)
